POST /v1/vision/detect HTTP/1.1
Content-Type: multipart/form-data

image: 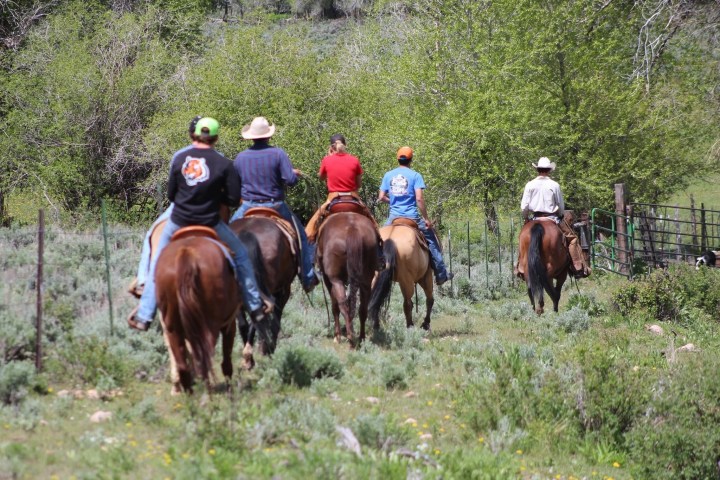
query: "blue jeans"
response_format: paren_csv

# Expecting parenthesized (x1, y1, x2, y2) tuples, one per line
(231, 200, 317, 288)
(136, 219, 263, 323)
(385, 216, 450, 281)
(136, 205, 174, 286)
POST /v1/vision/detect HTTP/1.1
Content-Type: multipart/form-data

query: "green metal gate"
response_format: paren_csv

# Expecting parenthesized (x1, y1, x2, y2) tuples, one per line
(590, 208, 634, 279)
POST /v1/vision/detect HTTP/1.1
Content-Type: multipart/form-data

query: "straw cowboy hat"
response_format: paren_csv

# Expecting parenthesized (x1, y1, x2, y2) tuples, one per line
(241, 117, 276, 140)
(532, 157, 556, 171)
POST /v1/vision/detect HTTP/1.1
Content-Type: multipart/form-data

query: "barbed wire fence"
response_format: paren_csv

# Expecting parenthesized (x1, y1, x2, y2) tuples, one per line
(2, 206, 529, 372)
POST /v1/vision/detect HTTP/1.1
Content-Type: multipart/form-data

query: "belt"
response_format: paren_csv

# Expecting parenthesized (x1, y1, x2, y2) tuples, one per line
(533, 212, 555, 218)
(245, 198, 280, 203)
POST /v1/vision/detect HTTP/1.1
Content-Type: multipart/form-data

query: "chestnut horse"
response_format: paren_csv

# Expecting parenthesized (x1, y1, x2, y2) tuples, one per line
(369, 224, 434, 330)
(517, 219, 571, 315)
(230, 216, 296, 368)
(154, 230, 240, 394)
(316, 212, 380, 346)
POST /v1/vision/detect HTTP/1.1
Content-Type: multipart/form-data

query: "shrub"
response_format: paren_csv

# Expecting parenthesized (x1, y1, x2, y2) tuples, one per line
(50, 337, 134, 386)
(612, 264, 720, 322)
(380, 360, 407, 390)
(0, 361, 45, 406)
(554, 306, 590, 333)
(627, 355, 720, 480)
(350, 413, 410, 450)
(271, 344, 344, 387)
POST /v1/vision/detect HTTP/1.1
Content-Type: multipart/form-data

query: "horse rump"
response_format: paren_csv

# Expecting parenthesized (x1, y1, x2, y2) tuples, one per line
(527, 223, 556, 307)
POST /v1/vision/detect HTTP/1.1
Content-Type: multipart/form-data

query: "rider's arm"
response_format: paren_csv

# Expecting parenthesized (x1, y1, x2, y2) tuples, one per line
(416, 188, 432, 227)
(167, 165, 178, 203)
(520, 184, 531, 219)
(279, 150, 299, 186)
(378, 190, 389, 203)
(556, 184, 565, 218)
(355, 175, 362, 189)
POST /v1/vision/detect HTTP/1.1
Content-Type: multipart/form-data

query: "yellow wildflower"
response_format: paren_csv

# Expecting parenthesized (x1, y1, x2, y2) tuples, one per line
(208, 449, 216, 456)
(516, 449, 523, 455)
(612, 462, 621, 468)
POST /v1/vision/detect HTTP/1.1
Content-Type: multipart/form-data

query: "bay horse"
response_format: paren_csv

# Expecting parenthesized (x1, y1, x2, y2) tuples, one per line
(316, 212, 380, 347)
(369, 223, 434, 330)
(154, 227, 240, 394)
(230, 212, 296, 368)
(516, 219, 571, 315)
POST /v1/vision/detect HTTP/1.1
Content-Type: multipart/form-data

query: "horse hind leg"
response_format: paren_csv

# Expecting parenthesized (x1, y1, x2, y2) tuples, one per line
(221, 317, 236, 390)
(399, 282, 414, 328)
(165, 328, 193, 394)
(238, 312, 255, 371)
(419, 270, 434, 331)
(160, 316, 182, 396)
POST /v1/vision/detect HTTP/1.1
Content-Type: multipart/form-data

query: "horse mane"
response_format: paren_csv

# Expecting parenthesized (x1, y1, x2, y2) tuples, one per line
(369, 238, 398, 324)
(176, 245, 215, 382)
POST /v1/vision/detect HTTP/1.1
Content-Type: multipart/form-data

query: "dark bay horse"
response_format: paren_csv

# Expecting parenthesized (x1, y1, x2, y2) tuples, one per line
(517, 219, 571, 315)
(230, 214, 296, 368)
(317, 212, 380, 346)
(369, 224, 434, 330)
(154, 229, 240, 394)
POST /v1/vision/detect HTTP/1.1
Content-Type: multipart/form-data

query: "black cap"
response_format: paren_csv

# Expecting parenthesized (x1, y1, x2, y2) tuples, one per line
(330, 134, 346, 145)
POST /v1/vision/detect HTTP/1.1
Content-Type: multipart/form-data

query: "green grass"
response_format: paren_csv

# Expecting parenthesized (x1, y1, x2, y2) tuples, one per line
(666, 172, 720, 210)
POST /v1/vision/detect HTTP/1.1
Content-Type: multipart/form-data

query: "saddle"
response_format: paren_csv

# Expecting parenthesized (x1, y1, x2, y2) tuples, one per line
(390, 218, 429, 252)
(170, 226, 236, 278)
(171, 225, 219, 242)
(243, 207, 300, 271)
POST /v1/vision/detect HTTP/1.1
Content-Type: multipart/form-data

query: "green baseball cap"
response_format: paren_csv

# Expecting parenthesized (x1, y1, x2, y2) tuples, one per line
(194, 117, 220, 136)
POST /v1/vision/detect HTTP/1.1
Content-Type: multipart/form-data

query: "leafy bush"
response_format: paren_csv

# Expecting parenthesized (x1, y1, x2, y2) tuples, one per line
(612, 264, 720, 322)
(554, 306, 590, 333)
(380, 360, 408, 390)
(271, 344, 344, 387)
(50, 337, 134, 386)
(567, 293, 606, 317)
(627, 356, 720, 480)
(350, 413, 410, 450)
(0, 361, 45, 406)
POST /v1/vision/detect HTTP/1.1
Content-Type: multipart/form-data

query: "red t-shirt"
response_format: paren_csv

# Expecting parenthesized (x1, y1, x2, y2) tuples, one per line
(318, 152, 363, 192)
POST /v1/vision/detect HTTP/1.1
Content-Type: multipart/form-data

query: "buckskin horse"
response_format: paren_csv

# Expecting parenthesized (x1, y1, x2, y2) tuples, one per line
(230, 209, 296, 368)
(154, 227, 241, 394)
(369, 220, 434, 330)
(516, 218, 571, 315)
(316, 210, 380, 347)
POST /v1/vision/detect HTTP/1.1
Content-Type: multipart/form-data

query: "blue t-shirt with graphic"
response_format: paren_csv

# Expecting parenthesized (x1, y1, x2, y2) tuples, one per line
(380, 166, 426, 219)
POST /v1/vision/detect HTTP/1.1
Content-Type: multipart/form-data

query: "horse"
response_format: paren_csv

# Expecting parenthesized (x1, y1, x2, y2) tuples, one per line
(316, 212, 380, 347)
(230, 213, 296, 368)
(154, 227, 241, 394)
(369, 223, 434, 330)
(516, 219, 571, 315)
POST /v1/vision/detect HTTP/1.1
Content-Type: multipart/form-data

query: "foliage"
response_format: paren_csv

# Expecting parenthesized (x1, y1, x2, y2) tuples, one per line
(270, 344, 344, 387)
(0, 361, 46, 406)
(612, 264, 720, 322)
(627, 355, 720, 480)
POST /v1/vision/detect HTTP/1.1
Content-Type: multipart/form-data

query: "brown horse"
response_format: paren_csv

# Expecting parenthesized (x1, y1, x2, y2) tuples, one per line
(154, 230, 240, 394)
(230, 215, 296, 368)
(517, 219, 571, 315)
(369, 224, 434, 330)
(316, 212, 380, 346)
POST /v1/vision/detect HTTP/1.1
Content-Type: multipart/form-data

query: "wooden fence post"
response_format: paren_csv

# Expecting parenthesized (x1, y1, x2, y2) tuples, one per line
(614, 183, 629, 274)
(36, 209, 44, 372)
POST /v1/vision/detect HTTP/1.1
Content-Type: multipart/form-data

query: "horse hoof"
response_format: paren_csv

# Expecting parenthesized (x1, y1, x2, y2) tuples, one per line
(170, 385, 182, 396)
(241, 358, 255, 371)
(334, 336, 341, 344)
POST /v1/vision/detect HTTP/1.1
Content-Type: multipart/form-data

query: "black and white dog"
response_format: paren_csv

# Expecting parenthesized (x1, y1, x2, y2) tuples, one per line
(695, 250, 718, 269)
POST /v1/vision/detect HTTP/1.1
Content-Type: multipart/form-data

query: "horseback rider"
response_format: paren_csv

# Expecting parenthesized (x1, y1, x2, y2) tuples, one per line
(229, 117, 319, 293)
(128, 115, 202, 298)
(519, 156, 591, 279)
(305, 134, 385, 269)
(127, 117, 270, 331)
(378, 146, 454, 285)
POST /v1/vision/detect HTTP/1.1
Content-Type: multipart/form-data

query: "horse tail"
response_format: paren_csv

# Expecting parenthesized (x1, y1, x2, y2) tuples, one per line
(527, 223, 555, 306)
(176, 246, 215, 382)
(369, 238, 397, 324)
(345, 227, 365, 321)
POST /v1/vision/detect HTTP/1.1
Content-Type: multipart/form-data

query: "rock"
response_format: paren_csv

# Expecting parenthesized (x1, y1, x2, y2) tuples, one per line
(419, 433, 433, 440)
(404, 418, 418, 425)
(57, 390, 71, 398)
(645, 324, 664, 335)
(365, 397, 380, 405)
(73, 390, 84, 399)
(676, 343, 700, 352)
(403, 391, 417, 398)
(86, 389, 100, 400)
(336, 426, 361, 456)
(89, 411, 113, 423)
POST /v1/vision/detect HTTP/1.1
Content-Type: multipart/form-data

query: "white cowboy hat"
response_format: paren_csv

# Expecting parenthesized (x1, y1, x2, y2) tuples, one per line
(532, 157, 556, 171)
(241, 117, 276, 140)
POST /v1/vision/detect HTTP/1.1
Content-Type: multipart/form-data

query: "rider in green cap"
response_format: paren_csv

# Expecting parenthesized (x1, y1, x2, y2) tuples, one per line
(128, 117, 270, 331)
